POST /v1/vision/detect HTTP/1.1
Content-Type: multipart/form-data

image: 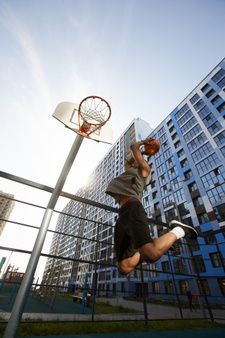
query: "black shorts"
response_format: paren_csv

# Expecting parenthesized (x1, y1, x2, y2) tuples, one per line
(114, 200, 153, 261)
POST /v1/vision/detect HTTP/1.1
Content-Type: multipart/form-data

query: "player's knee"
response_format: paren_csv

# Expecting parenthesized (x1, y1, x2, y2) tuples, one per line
(140, 243, 162, 262)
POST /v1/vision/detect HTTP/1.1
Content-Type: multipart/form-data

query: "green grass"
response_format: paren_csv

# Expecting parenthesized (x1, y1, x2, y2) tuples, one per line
(0, 320, 224, 337)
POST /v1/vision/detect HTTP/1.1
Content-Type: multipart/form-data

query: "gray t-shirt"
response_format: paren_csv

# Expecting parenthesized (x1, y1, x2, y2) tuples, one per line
(105, 166, 151, 202)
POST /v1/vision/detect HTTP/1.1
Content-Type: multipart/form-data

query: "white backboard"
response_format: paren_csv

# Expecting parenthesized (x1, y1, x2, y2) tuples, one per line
(53, 102, 113, 144)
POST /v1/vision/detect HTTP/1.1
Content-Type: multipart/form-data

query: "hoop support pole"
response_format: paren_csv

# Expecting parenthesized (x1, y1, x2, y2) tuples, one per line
(4, 134, 84, 338)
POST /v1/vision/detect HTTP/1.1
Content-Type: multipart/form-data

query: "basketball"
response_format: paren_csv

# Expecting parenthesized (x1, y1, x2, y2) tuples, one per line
(143, 139, 160, 156)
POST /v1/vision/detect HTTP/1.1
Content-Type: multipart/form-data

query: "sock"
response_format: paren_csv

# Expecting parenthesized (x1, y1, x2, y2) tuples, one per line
(170, 226, 185, 240)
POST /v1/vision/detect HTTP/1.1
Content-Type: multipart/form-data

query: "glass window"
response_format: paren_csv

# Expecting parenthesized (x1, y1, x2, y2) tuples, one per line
(211, 68, 225, 83)
(197, 212, 209, 224)
(198, 279, 210, 294)
(201, 83, 210, 93)
(214, 130, 225, 146)
(202, 112, 216, 127)
(164, 281, 174, 294)
(190, 93, 200, 104)
(192, 256, 206, 273)
(176, 103, 190, 120)
(209, 252, 222, 267)
(184, 169, 192, 180)
(217, 102, 225, 113)
(198, 105, 211, 119)
(180, 116, 198, 134)
(187, 133, 207, 152)
(189, 238, 200, 251)
(192, 196, 203, 207)
(213, 204, 225, 222)
(218, 278, 225, 296)
(162, 261, 170, 272)
(205, 88, 215, 98)
(204, 231, 215, 245)
(208, 121, 222, 135)
(193, 99, 205, 112)
(211, 95, 222, 105)
(218, 76, 225, 89)
(196, 152, 219, 175)
(183, 124, 202, 143)
(173, 258, 187, 273)
(152, 281, 160, 293)
(191, 142, 213, 163)
(177, 149, 185, 158)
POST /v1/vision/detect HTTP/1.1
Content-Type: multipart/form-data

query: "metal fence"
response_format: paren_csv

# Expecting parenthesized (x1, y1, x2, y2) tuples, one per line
(0, 171, 225, 330)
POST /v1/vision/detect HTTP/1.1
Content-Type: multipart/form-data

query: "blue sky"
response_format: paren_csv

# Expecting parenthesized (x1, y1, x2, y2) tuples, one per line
(0, 0, 225, 273)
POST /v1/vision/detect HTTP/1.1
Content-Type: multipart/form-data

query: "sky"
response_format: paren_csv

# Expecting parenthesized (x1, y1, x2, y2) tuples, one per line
(0, 0, 225, 279)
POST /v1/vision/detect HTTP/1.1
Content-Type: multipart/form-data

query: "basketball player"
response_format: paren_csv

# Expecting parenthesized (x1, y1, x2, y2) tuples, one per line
(106, 139, 198, 274)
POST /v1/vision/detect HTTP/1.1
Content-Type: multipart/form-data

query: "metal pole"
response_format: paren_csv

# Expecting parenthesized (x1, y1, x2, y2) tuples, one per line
(4, 134, 84, 338)
(140, 264, 148, 325)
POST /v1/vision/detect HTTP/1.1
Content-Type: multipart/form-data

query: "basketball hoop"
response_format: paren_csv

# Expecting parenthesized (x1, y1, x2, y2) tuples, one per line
(78, 96, 111, 136)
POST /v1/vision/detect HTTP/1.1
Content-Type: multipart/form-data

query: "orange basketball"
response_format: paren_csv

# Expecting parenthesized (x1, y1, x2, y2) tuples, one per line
(144, 139, 160, 156)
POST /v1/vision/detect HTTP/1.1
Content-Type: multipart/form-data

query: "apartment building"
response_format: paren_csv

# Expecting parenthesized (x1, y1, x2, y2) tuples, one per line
(0, 191, 15, 235)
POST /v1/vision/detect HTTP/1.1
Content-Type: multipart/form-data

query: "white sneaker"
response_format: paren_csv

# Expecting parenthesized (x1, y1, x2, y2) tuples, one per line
(169, 220, 198, 240)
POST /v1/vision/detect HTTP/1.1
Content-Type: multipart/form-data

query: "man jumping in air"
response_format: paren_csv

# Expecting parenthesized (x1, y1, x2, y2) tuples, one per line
(106, 139, 198, 275)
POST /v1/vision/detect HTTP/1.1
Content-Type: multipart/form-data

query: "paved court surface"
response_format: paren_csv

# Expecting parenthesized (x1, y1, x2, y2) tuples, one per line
(25, 327, 225, 338)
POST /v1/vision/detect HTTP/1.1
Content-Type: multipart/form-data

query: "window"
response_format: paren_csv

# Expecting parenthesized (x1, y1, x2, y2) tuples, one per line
(192, 256, 206, 273)
(171, 132, 178, 140)
(213, 204, 225, 222)
(189, 238, 200, 251)
(205, 88, 215, 98)
(211, 95, 222, 105)
(202, 112, 216, 127)
(198, 279, 210, 294)
(187, 133, 207, 152)
(188, 182, 198, 192)
(183, 124, 202, 143)
(192, 196, 203, 207)
(167, 119, 173, 127)
(211, 68, 225, 83)
(179, 280, 189, 294)
(164, 281, 174, 294)
(196, 152, 219, 175)
(154, 202, 160, 212)
(197, 212, 209, 224)
(180, 116, 198, 134)
(180, 158, 188, 168)
(209, 252, 222, 267)
(198, 105, 211, 119)
(177, 110, 193, 127)
(152, 281, 160, 293)
(204, 231, 215, 244)
(191, 142, 213, 163)
(184, 169, 192, 180)
(208, 121, 222, 135)
(174, 140, 181, 149)
(162, 261, 170, 272)
(217, 102, 225, 114)
(173, 258, 187, 274)
(218, 278, 225, 296)
(193, 99, 205, 112)
(176, 103, 190, 120)
(177, 149, 185, 158)
(214, 130, 225, 146)
(201, 83, 210, 93)
(190, 93, 200, 104)
(218, 76, 225, 89)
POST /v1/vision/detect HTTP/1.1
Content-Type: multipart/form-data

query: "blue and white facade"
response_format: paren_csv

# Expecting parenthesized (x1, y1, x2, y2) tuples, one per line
(143, 59, 225, 303)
